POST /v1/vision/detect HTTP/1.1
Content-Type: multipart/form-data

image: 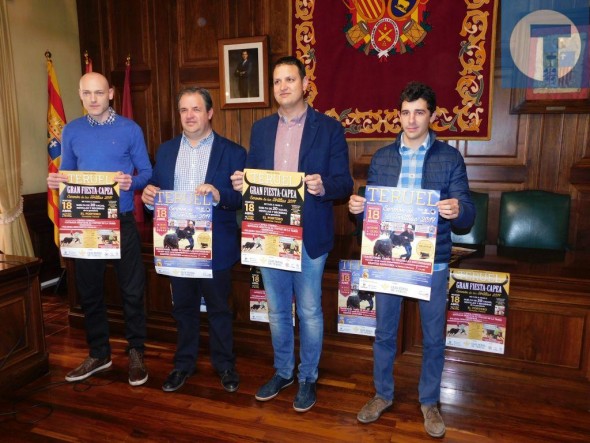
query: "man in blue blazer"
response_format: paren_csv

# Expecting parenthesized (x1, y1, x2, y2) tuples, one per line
(142, 87, 246, 393)
(231, 56, 353, 412)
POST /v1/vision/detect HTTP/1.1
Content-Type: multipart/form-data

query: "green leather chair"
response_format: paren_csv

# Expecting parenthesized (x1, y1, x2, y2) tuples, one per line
(498, 190, 570, 250)
(451, 190, 489, 246)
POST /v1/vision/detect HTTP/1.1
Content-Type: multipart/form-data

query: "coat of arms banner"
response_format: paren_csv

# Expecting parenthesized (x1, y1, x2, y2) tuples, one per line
(292, 0, 498, 140)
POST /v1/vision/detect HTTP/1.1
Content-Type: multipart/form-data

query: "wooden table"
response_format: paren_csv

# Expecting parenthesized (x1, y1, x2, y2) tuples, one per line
(0, 255, 48, 393)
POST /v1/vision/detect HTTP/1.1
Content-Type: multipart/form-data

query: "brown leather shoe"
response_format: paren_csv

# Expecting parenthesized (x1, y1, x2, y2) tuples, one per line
(357, 396, 392, 424)
(421, 404, 446, 438)
(65, 356, 112, 382)
(128, 348, 148, 386)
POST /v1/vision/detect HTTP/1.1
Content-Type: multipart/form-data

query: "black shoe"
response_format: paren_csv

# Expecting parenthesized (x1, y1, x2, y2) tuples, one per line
(162, 369, 191, 392)
(219, 368, 240, 393)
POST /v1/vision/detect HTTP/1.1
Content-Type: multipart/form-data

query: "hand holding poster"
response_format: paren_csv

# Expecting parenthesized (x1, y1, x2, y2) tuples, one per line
(240, 168, 305, 271)
(359, 186, 440, 300)
(153, 190, 213, 278)
(446, 268, 509, 354)
(58, 171, 120, 259)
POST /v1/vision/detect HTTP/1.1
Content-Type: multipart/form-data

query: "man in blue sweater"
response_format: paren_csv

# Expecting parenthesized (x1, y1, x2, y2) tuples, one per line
(47, 72, 152, 386)
(349, 82, 475, 438)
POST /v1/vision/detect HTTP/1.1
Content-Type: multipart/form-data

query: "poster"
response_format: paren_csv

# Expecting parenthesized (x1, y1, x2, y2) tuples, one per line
(58, 170, 120, 259)
(446, 268, 509, 354)
(359, 186, 440, 301)
(337, 260, 376, 337)
(249, 266, 294, 326)
(240, 169, 305, 271)
(153, 190, 213, 278)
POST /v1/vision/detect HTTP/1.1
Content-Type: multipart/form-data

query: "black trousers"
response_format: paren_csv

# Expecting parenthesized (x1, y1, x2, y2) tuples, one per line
(75, 213, 146, 358)
(169, 267, 235, 373)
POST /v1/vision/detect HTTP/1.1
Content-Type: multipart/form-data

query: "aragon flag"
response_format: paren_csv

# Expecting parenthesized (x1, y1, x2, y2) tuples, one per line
(45, 51, 67, 246)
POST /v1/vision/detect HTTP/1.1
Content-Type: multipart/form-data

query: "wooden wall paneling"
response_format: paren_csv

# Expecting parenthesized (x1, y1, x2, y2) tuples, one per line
(108, 0, 161, 156)
(570, 115, 590, 248)
(108, 0, 150, 72)
(151, 0, 175, 150)
(537, 114, 566, 190)
(76, 0, 108, 75)
(233, 0, 268, 37)
(178, 0, 224, 63)
(269, 0, 290, 56)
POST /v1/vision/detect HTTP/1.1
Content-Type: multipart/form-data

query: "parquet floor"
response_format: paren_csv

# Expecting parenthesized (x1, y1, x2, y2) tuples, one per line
(0, 292, 589, 442)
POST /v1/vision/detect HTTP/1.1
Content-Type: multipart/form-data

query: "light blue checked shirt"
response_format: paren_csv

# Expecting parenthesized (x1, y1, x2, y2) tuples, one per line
(398, 133, 447, 272)
(174, 131, 214, 191)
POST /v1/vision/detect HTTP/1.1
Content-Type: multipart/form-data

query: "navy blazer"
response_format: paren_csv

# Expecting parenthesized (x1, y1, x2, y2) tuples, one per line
(246, 107, 353, 259)
(150, 132, 247, 270)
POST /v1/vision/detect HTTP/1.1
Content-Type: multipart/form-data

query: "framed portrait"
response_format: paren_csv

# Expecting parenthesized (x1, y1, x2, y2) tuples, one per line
(218, 36, 269, 109)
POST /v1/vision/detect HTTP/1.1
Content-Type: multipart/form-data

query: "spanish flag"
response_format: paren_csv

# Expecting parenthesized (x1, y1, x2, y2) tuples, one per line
(46, 52, 67, 246)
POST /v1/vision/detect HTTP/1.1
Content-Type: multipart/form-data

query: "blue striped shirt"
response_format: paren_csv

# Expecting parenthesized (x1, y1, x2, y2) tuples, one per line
(174, 131, 214, 191)
(397, 133, 447, 271)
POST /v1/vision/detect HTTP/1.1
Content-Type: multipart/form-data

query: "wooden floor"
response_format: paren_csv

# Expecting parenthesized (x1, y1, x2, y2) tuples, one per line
(1, 292, 589, 443)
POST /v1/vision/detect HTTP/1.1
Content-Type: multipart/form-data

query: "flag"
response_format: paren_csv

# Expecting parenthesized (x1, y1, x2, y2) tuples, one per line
(84, 50, 93, 73)
(122, 57, 134, 120)
(46, 51, 67, 246)
(123, 56, 143, 222)
(83, 51, 92, 115)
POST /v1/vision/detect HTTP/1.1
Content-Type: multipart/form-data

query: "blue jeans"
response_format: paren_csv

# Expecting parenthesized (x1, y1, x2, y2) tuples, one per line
(260, 244, 327, 383)
(373, 267, 449, 404)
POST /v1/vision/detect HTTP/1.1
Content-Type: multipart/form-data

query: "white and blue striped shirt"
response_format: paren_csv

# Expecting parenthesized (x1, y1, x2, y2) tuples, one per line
(174, 131, 214, 191)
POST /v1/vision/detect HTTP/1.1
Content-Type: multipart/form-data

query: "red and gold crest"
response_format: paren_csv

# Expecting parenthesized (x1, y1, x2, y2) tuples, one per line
(344, 0, 430, 58)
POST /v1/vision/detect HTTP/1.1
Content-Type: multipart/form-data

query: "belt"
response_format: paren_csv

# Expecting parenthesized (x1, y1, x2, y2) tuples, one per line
(119, 211, 134, 218)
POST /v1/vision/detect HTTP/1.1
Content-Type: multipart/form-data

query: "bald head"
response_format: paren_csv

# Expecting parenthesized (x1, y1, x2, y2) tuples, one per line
(79, 72, 114, 123)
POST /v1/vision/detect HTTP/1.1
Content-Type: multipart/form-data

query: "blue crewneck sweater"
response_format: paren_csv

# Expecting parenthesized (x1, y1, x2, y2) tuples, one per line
(61, 115, 152, 212)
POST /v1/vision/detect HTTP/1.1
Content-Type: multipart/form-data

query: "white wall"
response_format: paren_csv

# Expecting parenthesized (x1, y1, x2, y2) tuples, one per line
(6, 0, 82, 195)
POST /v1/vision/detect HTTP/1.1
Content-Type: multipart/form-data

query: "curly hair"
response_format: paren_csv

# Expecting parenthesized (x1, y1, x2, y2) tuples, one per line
(399, 82, 436, 115)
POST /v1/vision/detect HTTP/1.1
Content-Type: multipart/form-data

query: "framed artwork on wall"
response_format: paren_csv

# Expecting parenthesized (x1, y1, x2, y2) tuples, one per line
(218, 36, 269, 109)
(510, 87, 590, 114)
(508, 19, 589, 114)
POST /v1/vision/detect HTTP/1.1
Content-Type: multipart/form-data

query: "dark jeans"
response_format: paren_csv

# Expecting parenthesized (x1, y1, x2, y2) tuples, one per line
(169, 268, 235, 373)
(75, 213, 146, 359)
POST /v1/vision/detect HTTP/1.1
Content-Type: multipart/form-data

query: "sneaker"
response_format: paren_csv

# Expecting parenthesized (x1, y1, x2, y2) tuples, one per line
(421, 404, 446, 438)
(293, 381, 316, 412)
(357, 396, 392, 424)
(255, 373, 294, 401)
(128, 348, 148, 386)
(65, 356, 112, 382)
